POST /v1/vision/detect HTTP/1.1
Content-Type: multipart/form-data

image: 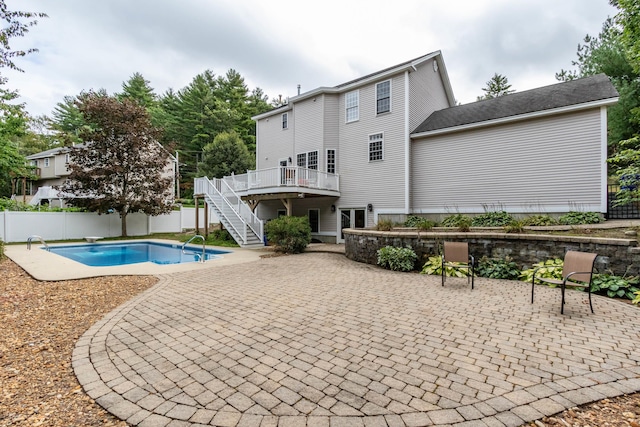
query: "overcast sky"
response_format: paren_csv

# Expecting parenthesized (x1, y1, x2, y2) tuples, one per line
(4, 0, 618, 118)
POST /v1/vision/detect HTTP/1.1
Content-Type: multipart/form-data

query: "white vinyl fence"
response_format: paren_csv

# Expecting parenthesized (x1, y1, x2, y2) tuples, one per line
(0, 206, 219, 243)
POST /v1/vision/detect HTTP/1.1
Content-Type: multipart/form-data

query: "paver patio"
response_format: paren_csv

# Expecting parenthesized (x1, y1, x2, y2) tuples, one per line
(73, 252, 640, 427)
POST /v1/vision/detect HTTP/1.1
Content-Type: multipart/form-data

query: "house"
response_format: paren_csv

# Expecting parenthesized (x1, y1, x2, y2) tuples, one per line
(24, 143, 178, 207)
(200, 50, 617, 245)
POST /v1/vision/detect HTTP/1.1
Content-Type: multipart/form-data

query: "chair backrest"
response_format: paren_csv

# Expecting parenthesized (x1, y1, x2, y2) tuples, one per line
(562, 251, 598, 283)
(443, 242, 469, 263)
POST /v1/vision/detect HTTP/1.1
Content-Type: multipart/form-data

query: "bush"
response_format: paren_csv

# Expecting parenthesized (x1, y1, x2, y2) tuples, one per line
(441, 214, 470, 228)
(557, 211, 603, 225)
(633, 290, 640, 305)
(476, 257, 521, 280)
(471, 211, 514, 227)
(404, 215, 423, 227)
(404, 215, 436, 230)
(0, 238, 4, 260)
(504, 220, 525, 233)
(520, 215, 557, 226)
(591, 274, 640, 300)
(420, 255, 469, 277)
(377, 246, 417, 272)
(457, 216, 471, 232)
(520, 259, 564, 285)
(375, 219, 394, 231)
(265, 216, 311, 254)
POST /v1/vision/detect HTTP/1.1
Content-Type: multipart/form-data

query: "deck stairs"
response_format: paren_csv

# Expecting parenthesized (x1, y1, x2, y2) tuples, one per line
(194, 177, 264, 248)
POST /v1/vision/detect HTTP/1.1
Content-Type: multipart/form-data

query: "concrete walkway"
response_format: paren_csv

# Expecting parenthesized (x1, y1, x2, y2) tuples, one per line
(73, 252, 640, 427)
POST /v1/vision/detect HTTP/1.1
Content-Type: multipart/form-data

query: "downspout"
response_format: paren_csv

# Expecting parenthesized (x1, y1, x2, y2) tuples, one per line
(404, 70, 410, 214)
(600, 106, 608, 213)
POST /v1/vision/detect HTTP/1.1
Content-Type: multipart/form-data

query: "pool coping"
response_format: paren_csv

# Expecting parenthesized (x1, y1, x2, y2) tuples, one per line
(4, 239, 265, 281)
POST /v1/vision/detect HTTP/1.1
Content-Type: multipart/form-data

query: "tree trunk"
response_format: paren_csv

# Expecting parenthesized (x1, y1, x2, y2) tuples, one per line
(121, 212, 128, 237)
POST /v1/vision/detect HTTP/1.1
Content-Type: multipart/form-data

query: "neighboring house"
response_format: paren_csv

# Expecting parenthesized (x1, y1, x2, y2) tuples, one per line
(193, 50, 617, 245)
(24, 144, 178, 207)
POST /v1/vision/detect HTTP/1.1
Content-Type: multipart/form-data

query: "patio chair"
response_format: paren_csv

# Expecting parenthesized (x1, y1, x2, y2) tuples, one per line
(531, 251, 598, 314)
(442, 242, 475, 289)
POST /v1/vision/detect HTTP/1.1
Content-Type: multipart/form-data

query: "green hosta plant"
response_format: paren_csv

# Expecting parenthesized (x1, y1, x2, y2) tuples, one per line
(591, 274, 640, 299)
(557, 211, 603, 225)
(632, 290, 640, 305)
(476, 256, 520, 280)
(404, 216, 437, 230)
(377, 246, 417, 272)
(520, 259, 564, 286)
(441, 214, 470, 228)
(471, 211, 514, 227)
(520, 214, 557, 226)
(420, 255, 469, 277)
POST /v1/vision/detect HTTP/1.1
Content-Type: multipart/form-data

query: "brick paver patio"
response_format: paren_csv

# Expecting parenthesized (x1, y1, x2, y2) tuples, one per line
(73, 252, 640, 426)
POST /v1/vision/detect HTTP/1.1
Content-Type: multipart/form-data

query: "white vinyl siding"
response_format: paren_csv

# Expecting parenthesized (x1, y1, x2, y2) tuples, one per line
(345, 91, 359, 123)
(376, 80, 391, 114)
(256, 108, 294, 169)
(408, 62, 451, 131)
(410, 109, 604, 213)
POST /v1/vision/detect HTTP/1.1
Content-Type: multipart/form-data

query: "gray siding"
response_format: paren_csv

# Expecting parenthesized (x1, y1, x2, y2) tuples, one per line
(409, 61, 451, 132)
(294, 95, 325, 165)
(256, 109, 294, 169)
(410, 109, 605, 213)
(337, 74, 406, 210)
(324, 94, 340, 172)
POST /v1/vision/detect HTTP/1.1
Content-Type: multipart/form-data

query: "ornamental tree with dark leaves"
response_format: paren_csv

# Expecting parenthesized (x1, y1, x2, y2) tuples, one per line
(61, 93, 175, 236)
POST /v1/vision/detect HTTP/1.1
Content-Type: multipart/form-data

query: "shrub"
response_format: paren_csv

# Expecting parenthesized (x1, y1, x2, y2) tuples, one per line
(377, 246, 417, 272)
(591, 274, 640, 300)
(520, 214, 557, 226)
(520, 259, 564, 285)
(476, 257, 520, 280)
(404, 215, 436, 230)
(457, 216, 471, 232)
(557, 211, 603, 225)
(471, 211, 514, 227)
(404, 215, 423, 227)
(504, 220, 525, 233)
(265, 216, 311, 253)
(441, 213, 470, 228)
(420, 255, 469, 277)
(632, 290, 640, 305)
(375, 219, 394, 231)
(0, 238, 4, 260)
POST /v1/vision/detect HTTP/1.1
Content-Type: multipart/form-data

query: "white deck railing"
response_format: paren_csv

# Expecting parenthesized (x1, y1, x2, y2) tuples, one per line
(223, 167, 339, 193)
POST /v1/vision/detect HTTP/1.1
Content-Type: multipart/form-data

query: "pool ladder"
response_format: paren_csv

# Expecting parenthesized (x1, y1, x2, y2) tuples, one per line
(182, 234, 206, 263)
(27, 235, 50, 251)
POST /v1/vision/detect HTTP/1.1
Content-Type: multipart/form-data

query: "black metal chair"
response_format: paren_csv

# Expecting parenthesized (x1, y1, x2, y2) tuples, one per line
(531, 251, 598, 314)
(441, 242, 475, 289)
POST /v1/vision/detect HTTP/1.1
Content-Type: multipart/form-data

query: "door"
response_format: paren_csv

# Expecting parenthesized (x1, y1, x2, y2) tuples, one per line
(338, 208, 366, 242)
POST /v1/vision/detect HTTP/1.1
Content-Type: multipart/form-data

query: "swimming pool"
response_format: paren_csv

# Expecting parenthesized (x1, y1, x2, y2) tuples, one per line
(47, 241, 231, 267)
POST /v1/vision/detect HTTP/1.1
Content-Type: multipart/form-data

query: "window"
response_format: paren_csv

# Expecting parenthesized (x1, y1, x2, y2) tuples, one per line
(327, 149, 336, 174)
(282, 113, 288, 129)
(345, 91, 359, 123)
(277, 209, 286, 218)
(64, 153, 70, 164)
(308, 209, 319, 233)
(44, 158, 50, 167)
(30, 160, 37, 167)
(368, 133, 384, 161)
(376, 80, 391, 114)
(307, 151, 318, 170)
(297, 153, 307, 167)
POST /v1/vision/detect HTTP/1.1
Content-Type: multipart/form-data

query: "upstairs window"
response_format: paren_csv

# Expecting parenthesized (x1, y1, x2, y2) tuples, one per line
(326, 149, 336, 174)
(376, 80, 391, 114)
(30, 160, 37, 167)
(64, 153, 70, 164)
(282, 113, 288, 129)
(297, 152, 307, 167)
(44, 158, 50, 167)
(368, 133, 384, 162)
(345, 91, 359, 123)
(307, 151, 318, 170)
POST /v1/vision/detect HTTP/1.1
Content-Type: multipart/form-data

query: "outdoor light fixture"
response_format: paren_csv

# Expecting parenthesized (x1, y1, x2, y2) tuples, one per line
(288, 157, 292, 163)
(367, 203, 373, 212)
(331, 205, 336, 212)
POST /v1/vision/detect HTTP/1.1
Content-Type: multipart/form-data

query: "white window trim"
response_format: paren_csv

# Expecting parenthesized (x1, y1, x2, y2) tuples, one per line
(376, 80, 392, 115)
(64, 153, 70, 164)
(368, 132, 384, 162)
(282, 112, 288, 130)
(44, 158, 50, 167)
(326, 149, 336, 174)
(345, 90, 359, 123)
(296, 151, 319, 169)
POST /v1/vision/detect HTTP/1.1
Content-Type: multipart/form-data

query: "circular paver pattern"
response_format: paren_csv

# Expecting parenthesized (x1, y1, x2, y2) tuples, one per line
(73, 253, 640, 427)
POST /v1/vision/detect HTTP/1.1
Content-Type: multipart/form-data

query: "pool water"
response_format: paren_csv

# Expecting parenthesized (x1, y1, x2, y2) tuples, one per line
(47, 241, 230, 267)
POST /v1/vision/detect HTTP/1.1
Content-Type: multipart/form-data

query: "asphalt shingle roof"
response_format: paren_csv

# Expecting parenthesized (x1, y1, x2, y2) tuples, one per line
(412, 74, 619, 134)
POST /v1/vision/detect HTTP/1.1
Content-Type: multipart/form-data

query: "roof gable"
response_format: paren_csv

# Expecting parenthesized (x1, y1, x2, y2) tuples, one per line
(412, 74, 619, 135)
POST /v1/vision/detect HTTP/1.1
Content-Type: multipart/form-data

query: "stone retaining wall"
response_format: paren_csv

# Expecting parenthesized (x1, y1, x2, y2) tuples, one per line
(344, 229, 640, 276)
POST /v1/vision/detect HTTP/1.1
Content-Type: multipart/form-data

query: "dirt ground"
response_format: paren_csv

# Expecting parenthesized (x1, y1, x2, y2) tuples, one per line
(1, 256, 639, 426)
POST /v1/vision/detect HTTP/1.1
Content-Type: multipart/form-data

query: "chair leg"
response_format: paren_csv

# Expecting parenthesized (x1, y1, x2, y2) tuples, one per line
(588, 288, 594, 313)
(531, 278, 535, 304)
(441, 258, 445, 287)
(471, 266, 474, 290)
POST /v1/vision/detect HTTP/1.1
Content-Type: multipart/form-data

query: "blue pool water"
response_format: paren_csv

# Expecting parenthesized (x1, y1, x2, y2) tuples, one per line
(47, 241, 230, 267)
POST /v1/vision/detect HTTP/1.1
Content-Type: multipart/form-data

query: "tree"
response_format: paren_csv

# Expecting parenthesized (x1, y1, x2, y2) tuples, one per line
(613, 0, 640, 73)
(118, 72, 157, 109)
(198, 130, 255, 178)
(477, 73, 515, 100)
(61, 93, 174, 236)
(0, 2, 47, 71)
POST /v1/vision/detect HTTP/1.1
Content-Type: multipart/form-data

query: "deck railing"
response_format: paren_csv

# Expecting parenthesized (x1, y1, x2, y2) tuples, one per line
(223, 166, 339, 193)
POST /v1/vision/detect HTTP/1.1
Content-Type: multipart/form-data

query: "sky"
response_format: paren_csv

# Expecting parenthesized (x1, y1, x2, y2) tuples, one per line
(4, 0, 619, 119)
